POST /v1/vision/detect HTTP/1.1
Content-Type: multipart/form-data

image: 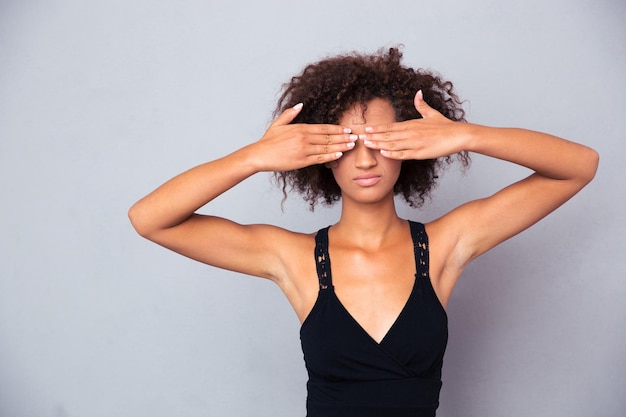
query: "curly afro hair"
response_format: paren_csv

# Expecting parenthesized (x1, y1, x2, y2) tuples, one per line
(273, 46, 469, 210)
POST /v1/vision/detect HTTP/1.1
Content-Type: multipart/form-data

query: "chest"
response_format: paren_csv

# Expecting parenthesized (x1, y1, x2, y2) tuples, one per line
(328, 245, 417, 343)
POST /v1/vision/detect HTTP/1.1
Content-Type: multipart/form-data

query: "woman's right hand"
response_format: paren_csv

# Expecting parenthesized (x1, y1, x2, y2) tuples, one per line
(249, 103, 357, 172)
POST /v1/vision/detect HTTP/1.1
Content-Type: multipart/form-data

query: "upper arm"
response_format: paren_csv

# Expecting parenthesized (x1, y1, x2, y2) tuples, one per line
(137, 214, 296, 282)
(443, 170, 594, 265)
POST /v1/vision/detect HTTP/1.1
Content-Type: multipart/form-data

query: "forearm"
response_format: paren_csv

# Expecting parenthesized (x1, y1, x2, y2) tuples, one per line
(465, 124, 599, 184)
(128, 145, 258, 237)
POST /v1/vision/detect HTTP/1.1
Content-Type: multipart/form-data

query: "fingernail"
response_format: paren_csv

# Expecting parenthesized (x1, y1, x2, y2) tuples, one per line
(358, 134, 367, 140)
(365, 127, 373, 133)
(343, 127, 352, 133)
(346, 142, 355, 148)
(364, 140, 373, 146)
(417, 90, 423, 100)
(293, 103, 303, 110)
(349, 134, 358, 141)
(335, 152, 343, 157)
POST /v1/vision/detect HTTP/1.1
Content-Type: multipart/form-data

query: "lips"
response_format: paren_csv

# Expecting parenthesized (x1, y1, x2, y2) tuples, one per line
(353, 174, 381, 187)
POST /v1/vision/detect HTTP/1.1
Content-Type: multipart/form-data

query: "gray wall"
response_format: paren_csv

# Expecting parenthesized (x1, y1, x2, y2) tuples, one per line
(1, 1, 624, 416)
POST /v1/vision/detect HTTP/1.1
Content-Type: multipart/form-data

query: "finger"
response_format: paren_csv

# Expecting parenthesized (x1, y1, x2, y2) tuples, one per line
(363, 122, 406, 135)
(379, 149, 409, 160)
(365, 140, 412, 153)
(308, 151, 344, 165)
(361, 130, 417, 152)
(314, 140, 355, 155)
(414, 90, 435, 118)
(311, 132, 358, 145)
(307, 124, 353, 137)
(270, 102, 303, 128)
(360, 130, 407, 143)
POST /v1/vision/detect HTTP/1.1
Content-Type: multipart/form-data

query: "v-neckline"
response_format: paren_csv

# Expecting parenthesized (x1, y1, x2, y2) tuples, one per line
(324, 221, 419, 345)
(331, 277, 417, 345)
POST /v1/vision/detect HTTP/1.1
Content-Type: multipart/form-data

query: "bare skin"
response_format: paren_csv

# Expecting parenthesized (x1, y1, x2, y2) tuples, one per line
(128, 93, 598, 344)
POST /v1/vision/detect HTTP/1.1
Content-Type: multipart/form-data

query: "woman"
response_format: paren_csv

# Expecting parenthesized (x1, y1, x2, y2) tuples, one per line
(128, 48, 598, 416)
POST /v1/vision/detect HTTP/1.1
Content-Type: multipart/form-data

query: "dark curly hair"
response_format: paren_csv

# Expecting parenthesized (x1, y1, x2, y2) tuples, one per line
(273, 46, 469, 210)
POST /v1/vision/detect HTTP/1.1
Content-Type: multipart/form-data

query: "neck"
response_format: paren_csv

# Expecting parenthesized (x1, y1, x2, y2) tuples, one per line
(332, 195, 405, 249)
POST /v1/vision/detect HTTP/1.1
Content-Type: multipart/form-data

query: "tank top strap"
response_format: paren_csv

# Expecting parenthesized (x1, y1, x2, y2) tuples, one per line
(314, 226, 333, 289)
(409, 221, 430, 278)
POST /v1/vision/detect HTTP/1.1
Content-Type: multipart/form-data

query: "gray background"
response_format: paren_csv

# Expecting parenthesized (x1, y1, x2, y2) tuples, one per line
(1, 0, 624, 416)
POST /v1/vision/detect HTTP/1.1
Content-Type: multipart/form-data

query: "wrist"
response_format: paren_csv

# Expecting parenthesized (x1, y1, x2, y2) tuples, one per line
(234, 142, 268, 174)
(462, 123, 490, 154)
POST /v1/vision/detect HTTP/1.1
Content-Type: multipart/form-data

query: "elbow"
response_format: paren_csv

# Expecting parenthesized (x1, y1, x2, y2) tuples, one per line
(581, 147, 600, 184)
(128, 203, 151, 238)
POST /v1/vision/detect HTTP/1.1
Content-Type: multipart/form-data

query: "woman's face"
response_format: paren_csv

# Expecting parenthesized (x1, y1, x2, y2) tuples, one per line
(331, 98, 402, 205)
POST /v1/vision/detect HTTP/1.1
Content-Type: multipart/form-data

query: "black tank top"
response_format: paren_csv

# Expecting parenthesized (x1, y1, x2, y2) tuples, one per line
(300, 221, 448, 417)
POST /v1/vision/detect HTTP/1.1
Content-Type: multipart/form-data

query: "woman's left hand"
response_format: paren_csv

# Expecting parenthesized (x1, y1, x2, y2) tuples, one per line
(361, 90, 470, 160)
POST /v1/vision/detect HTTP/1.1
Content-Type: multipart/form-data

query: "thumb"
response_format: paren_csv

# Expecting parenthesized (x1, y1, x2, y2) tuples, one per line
(413, 90, 435, 118)
(271, 102, 303, 127)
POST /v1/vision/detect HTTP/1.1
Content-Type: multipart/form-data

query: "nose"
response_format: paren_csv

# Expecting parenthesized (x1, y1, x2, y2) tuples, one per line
(354, 138, 378, 169)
